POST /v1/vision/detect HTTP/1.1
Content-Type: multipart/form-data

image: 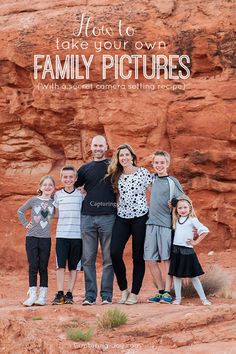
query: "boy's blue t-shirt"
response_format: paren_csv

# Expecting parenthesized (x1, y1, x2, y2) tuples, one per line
(146, 175, 183, 229)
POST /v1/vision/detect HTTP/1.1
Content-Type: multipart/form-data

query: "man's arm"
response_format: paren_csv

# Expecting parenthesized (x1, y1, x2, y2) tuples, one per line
(74, 165, 86, 188)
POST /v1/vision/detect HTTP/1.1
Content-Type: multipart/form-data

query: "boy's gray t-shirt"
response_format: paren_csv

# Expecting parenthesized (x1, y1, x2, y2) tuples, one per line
(147, 175, 183, 228)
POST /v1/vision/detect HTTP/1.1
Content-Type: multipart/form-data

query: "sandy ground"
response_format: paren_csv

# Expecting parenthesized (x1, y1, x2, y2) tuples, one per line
(0, 250, 236, 354)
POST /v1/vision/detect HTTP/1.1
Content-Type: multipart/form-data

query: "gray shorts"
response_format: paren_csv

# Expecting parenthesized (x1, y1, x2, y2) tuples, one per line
(144, 225, 172, 261)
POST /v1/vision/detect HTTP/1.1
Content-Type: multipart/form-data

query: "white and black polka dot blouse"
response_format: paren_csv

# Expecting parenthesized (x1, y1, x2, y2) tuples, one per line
(117, 167, 152, 218)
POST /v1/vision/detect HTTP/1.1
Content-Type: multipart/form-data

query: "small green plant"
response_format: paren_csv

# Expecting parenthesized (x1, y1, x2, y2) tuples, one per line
(65, 318, 86, 328)
(66, 327, 94, 342)
(32, 316, 42, 321)
(97, 308, 128, 329)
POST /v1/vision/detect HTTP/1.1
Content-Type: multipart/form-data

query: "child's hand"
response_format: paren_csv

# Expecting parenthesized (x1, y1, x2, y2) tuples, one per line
(186, 239, 197, 246)
(26, 222, 33, 230)
(168, 200, 172, 209)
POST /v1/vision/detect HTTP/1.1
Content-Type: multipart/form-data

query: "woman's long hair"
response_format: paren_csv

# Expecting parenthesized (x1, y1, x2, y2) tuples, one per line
(107, 144, 137, 193)
(172, 195, 196, 229)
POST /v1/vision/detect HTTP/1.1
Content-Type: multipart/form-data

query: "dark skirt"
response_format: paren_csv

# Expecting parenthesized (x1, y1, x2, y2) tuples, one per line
(168, 245, 204, 278)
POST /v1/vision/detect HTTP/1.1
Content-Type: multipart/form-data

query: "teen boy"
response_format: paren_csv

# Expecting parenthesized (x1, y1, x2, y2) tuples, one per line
(144, 151, 184, 304)
(52, 165, 83, 305)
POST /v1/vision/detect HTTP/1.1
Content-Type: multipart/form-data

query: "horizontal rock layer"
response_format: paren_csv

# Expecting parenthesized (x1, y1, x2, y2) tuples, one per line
(0, 0, 236, 265)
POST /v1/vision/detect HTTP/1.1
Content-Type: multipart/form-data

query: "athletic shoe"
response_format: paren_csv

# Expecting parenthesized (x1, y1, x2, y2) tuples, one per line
(82, 297, 96, 306)
(23, 287, 37, 307)
(148, 293, 162, 303)
(65, 292, 74, 304)
(35, 287, 48, 306)
(201, 299, 212, 306)
(101, 296, 112, 305)
(160, 292, 172, 304)
(118, 289, 130, 304)
(52, 292, 65, 305)
(172, 298, 181, 305)
(125, 293, 138, 305)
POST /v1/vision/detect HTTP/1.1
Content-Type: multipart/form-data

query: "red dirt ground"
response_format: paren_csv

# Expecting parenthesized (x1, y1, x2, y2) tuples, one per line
(0, 249, 236, 354)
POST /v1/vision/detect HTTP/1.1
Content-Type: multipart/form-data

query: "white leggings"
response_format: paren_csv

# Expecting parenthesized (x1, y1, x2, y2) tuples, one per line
(173, 276, 206, 301)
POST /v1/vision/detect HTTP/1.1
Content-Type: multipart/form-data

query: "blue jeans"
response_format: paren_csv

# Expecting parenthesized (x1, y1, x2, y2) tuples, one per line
(81, 214, 116, 300)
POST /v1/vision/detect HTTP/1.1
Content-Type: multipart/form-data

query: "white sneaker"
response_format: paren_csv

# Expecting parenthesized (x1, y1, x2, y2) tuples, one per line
(35, 287, 48, 306)
(125, 293, 138, 305)
(172, 298, 181, 305)
(118, 289, 130, 304)
(23, 287, 37, 307)
(201, 299, 212, 306)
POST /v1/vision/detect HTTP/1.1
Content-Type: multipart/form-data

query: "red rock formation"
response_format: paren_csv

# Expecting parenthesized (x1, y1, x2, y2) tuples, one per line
(0, 0, 236, 268)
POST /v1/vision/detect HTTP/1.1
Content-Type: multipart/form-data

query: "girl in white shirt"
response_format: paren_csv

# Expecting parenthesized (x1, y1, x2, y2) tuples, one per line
(169, 195, 211, 306)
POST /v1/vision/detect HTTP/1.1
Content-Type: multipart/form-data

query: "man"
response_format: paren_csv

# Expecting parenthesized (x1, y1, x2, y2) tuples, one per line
(75, 135, 116, 305)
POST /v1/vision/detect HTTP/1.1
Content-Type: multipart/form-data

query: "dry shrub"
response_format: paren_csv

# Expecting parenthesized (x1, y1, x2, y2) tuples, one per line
(97, 308, 128, 329)
(181, 264, 234, 298)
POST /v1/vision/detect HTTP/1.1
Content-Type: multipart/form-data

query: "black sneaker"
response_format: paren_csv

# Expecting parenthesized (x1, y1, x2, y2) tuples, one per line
(52, 292, 65, 305)
(82, 297, 96, 306)
(65, 291, 74, 304)
(101, 296, 112, 305)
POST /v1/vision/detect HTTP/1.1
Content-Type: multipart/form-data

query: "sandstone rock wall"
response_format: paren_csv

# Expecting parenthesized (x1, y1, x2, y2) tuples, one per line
(0, 0, 235, 268)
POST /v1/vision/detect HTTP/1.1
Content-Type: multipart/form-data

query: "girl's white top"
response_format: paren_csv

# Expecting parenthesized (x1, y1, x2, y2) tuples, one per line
(173, 216, 209, 248)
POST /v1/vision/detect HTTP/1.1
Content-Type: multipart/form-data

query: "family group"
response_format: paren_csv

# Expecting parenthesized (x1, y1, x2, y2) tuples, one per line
(17, 135, 211, 307)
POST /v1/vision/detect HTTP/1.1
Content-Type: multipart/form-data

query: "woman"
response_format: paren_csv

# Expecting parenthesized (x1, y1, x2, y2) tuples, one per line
(108, 144, 151, 304)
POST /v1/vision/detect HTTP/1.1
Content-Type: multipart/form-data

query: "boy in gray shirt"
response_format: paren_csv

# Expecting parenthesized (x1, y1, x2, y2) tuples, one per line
(144, 151, 184, 304)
